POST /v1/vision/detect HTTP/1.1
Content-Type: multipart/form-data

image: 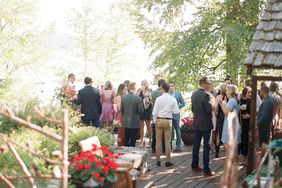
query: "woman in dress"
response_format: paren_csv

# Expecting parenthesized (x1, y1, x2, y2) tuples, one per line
(219, 84, 241, 145)
(239, 86, 251, 165)
(207, 83, 217, 153)
(100, 81, 115, 132)
(137, 80, 153, 147)
(213, 83, 228, 158)
(114, 83, 128, 147)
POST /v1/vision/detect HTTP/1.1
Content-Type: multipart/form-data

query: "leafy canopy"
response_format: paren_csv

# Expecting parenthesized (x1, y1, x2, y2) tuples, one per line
(133, 0, 264, 90)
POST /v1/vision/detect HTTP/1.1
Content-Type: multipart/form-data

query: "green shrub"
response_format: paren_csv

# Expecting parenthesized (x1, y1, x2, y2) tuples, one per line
(69, 126, 115, 159)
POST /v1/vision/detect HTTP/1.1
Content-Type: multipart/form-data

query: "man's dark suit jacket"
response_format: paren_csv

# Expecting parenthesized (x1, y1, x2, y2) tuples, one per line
(75, 86, 102, 120)
(191, 88, 213, 131)
(257, 96, 274, 130)
(121, 92, 144, 129)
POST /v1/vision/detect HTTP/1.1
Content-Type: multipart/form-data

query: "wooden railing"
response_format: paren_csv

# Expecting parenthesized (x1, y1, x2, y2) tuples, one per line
(0, 108, 69, 188)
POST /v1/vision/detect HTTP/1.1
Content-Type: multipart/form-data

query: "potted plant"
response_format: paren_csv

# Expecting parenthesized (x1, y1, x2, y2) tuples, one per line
(180, 115, 195, 145)
(69, 144, 122, 188)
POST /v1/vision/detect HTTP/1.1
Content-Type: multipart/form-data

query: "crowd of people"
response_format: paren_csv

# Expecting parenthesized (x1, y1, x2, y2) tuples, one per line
(61, 73, 282, 177)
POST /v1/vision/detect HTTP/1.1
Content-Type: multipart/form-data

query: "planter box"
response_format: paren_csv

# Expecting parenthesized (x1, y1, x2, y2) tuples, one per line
(180, 128, 195, 145)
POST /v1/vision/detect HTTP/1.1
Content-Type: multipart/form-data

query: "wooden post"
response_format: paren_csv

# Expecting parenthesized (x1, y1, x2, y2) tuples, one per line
(0, 173, 15, 188)
(5, 141, 37, 188)
(61, 109, 68, 188)
(247, 75, 257, 174)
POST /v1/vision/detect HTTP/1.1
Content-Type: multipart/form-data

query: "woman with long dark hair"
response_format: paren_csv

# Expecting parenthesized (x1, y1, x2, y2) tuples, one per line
(214, 83, 228, 158)
(239, 86, 251, 165)
(114, 83, 128, 146)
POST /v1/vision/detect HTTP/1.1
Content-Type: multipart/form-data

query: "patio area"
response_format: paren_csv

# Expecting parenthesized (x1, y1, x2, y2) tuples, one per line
(136, 144, 247, 188)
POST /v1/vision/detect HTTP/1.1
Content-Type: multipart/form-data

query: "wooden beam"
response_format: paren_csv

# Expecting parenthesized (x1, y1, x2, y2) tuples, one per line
(0, 109, 62, 142)
(61, 109, 69, 188)
(247, 75, 258, 174)
(0, 133, 61, 165)
(256, 76, 282, 82)
(4, 140, 37, 188)
(34, 107, 61, 124)
(0, 173, 15, 188)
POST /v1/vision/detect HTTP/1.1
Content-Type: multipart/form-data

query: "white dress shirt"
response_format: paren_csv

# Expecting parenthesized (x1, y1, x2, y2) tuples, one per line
(152, 93, 180, 122)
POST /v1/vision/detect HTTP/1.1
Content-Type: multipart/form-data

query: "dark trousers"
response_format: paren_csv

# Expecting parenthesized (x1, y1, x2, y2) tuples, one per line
(214, 120, 224, 156)
(82, 119, 100, 128)
(151, 123, 165, 153)
(192, 130, 211, 173)
(258, 125, 270, 146)
(239, 122, 249, 157)
(124, 128, 139, 147)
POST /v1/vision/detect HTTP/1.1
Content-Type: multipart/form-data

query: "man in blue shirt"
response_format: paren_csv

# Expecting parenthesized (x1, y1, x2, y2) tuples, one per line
(169, 81, 185, 152)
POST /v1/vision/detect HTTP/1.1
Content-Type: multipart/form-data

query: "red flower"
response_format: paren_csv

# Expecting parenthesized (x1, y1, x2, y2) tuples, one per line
(75, 164, 84, 170)
(117, 152, 123, 156)
(84, 164, 91, 169)
(103, 166, 110, 174)
(92, 144, 98, 151)
(72, 156, 80, 162)
(93, 173, 100, 178)
(69, 144, 120, 184)
(88, 156, 95, 163)
(101, 146, 109, 152)
(99, 177, 105, 183)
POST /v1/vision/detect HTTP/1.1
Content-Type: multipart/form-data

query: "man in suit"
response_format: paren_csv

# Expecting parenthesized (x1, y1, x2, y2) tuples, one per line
(257, 85, 274, 146)
(74, 77, 102, 127)
(151, 79, 166, 153)
(121, 82, 144, 147)
(169, 81, 185, 152)
(191, 76, 214, 176)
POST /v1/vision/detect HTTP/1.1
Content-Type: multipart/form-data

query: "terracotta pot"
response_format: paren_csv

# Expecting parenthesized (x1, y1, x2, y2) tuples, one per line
(180, 128, 195, 145)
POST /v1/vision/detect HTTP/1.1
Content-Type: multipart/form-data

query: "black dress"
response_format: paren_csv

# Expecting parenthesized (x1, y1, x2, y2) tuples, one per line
(138, 90, 153, 120)
(214, 95, 227, 157)
(239, 97, 250, 157)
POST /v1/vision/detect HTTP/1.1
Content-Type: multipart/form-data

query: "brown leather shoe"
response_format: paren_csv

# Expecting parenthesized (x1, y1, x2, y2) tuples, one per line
(192, 167, 203, 172)
(204, 171, 215, 177)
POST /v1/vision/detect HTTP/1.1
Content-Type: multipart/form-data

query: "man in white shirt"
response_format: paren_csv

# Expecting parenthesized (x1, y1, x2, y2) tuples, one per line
(152, 83, 180, 167)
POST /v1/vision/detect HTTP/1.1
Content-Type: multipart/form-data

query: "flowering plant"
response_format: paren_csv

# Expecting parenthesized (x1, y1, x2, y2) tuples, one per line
(180, 115, 194, 131)
(69, 144, 122, 185)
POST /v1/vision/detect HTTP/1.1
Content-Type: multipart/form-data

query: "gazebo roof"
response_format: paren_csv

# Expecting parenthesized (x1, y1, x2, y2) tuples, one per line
(244, 0, 282, 68)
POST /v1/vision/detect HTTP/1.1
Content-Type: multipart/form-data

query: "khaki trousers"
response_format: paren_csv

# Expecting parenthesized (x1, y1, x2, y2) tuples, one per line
(156, 119, 172, 162)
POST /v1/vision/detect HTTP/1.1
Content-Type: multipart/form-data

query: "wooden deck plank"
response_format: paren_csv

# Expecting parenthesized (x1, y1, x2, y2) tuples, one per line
(136, 144, 247, 188)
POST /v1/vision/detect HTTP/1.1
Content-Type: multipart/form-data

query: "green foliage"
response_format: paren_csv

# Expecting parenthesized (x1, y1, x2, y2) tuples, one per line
(0, 0, 44, 80)
(133, 0, 265, 90)
(0, 132, 53, 176)
(69, 126, 115, 159)
(0, 97, 63, 134)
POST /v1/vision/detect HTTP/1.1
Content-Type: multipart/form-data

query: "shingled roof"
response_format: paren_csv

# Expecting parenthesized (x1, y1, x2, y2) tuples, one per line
(244, 0, 282, 68)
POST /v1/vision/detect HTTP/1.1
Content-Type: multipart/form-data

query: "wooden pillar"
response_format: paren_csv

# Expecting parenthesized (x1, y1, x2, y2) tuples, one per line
(61, 109, 69, 188)
(247, 75, 257, 174)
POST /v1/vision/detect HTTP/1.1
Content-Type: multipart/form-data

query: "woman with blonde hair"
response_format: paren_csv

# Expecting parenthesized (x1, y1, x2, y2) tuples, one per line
(100, 81, 115, 132)
(219, 84, 241, 145)
(137, 79, 153, 147)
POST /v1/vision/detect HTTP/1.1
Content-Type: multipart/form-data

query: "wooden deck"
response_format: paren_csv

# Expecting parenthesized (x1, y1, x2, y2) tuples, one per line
(136, 144, 246, 188)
